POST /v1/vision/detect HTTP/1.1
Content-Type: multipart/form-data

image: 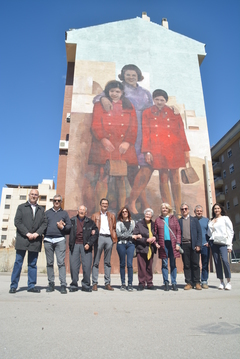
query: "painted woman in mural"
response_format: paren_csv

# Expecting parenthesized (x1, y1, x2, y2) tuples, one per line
(128, 89, 190, 214)
(88, 80, 138, 209)
(93, 64, 153, 211)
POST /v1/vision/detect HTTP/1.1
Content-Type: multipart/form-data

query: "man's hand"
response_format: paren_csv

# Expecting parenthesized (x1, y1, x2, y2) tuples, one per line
(84, 244, 90, 251)
(101, 97, 113, 112)
(195, 246, 201, 252)
(26, 233, 33, 240)
(101, 138, 115, 152)
(91, 230, 95, 235)
(119, 142, 130, 154)
(57, 220, 65, 230)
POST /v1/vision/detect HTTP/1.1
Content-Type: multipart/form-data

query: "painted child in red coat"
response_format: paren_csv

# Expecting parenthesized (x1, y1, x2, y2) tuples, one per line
(88, 80, 138, 210)
(128, 89, 190, 214)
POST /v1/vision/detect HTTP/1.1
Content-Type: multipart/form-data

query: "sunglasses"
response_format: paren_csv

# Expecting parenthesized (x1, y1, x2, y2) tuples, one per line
(181, 208, 188, 211)
(53, 199, 61, 203)
(122, 210, 128, 213)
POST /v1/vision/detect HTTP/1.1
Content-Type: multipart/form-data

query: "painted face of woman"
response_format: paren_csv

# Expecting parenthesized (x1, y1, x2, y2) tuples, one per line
(109, 88, 123, 102)
(124, 70, 138, 87)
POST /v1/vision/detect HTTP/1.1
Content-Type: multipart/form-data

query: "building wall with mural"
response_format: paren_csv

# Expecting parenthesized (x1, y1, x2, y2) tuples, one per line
(57, 15, 215, 273)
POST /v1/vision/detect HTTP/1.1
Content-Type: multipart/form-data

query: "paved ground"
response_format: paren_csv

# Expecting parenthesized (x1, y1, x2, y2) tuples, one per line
(0, 272, 239, 359)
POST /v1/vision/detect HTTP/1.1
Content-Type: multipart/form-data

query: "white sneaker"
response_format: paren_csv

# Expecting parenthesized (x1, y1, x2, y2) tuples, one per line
(218, 282, 225, 290)
(225, 282, 231, 290)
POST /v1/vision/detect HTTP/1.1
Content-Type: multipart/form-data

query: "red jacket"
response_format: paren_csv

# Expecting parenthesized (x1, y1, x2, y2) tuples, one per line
(141, 105, 190, 169)
(88, 100, 138, 166)
(154, 215, 181, 259)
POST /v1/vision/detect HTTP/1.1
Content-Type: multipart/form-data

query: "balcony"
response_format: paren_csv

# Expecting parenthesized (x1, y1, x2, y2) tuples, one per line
(214, 177, 224, 189)
(213, 162, 222, 174)
(216, 192, 225, 203)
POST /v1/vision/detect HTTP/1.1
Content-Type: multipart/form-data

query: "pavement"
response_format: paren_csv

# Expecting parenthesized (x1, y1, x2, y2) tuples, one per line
(0, 272, 239, 359)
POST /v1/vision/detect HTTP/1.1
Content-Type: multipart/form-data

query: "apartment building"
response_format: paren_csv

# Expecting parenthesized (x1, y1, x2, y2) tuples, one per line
(211, 120, 240, 256)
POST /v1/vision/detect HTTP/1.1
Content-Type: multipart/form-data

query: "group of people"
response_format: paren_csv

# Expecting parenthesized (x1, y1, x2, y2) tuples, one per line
(89, 64, 190, 214)
(9, 189, 234, 293)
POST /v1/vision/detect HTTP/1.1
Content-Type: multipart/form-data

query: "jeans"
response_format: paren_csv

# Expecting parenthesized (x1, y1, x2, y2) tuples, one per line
(10, 250, 38, 290)
(117, 242, 135, 285)
(201, 244, 210, 283)
(162, 240, 177, 285)
(44, 239, 67, 286)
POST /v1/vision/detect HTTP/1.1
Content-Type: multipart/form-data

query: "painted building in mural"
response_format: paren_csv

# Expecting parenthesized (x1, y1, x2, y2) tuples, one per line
(57, 14, 215, 223)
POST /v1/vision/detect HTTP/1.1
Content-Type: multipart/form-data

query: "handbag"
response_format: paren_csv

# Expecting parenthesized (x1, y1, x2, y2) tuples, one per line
(181, 162, 199, 184)
(104, 159, 127, 176)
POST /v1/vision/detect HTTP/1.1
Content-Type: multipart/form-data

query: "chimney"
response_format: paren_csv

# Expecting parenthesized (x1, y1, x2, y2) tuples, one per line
(162, 18, 169, 29)
(142, 12, 150, 22)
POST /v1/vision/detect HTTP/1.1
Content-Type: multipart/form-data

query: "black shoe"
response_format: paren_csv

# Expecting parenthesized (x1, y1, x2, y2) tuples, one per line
(172, 284, 178, 291)
(120, 284, 127, 291)
(9, 287, 16, 294)
(60, 285, 67, 294)
(69, 287, 78, 292)
(46, 282, 55, 292)
(128, 285, 133, 292)
(137, 285, 145, 291)
(82, 287, 92, 292)
(27, 287, 40, 293)
(164, 282, 169, 291)
(147, 285, 157, 290)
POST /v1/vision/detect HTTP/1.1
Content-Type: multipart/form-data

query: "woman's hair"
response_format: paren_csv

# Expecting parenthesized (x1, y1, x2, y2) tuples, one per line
(160, 203, 173, 215)
(144, 208, 154, 217)
(152, 89, 168, 102)
(118, 64, 144, 82)
(103, 80, 133, 109)
(211, 203, 226, 219)
(117, 206, 132, 222)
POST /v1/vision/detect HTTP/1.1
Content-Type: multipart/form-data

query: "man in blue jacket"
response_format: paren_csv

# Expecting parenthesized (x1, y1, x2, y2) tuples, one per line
(44, 194, 71, 294)
(179, 203, 202, 290)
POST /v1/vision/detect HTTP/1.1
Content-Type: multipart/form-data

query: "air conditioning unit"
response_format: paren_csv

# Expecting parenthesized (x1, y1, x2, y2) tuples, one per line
(59, 140, 69, 150)
(66, 113, 71, 122)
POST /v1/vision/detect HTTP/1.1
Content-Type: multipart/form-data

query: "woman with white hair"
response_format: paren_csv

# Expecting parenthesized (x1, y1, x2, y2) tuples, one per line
(155, 203, 181, 291)
(133, 208, 158, 290)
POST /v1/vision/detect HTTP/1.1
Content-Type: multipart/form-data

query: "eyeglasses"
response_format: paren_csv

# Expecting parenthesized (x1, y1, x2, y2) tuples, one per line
(53, 199, 61, 203)
(181, 208, 188, 211)
(122, 210, 128, 213)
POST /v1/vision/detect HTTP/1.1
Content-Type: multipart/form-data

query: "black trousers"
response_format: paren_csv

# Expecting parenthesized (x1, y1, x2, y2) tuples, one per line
(182, 242, 200, 285)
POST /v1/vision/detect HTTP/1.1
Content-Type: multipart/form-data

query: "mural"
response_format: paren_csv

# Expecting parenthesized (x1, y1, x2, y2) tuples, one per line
(63, 61, 212, 218)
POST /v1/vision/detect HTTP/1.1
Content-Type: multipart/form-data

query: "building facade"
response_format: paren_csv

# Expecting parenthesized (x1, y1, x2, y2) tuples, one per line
(211, 120, 240, 256)
(0, 180, 56, 248)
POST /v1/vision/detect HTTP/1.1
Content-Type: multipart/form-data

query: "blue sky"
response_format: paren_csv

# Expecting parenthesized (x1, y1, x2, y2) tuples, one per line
(0, 0, 239, 192)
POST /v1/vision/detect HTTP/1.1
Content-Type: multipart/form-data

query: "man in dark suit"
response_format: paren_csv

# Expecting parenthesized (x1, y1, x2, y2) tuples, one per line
(9, 189, 47, 293)
(178, 203, 202, 290)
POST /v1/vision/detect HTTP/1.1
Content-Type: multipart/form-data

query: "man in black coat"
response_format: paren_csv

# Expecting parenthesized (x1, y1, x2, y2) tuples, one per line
(69, 205, 98, 292)
(178, 203, 202, 290)
(9, 189, 47, 293)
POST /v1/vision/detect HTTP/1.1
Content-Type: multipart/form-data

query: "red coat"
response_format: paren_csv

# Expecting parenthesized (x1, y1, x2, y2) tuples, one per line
(88, 101, 138, 166)
(141, 105, 190, 169)
(154, 215, 181, 259)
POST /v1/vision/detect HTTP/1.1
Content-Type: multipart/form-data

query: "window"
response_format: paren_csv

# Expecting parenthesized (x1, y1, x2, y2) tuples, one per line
(19, 195, 26, 200)
(231, 180, 236, 190)
(225, 185, 228, 194)
(233, 197, 239, 206)
(227, 148, 232, 158)
(2, 219, 8, 222)
(4, 204, 10, 209)
(221, 154, 224, 163)
(226, 201, 230, 210)
(40, 196, 47, 201)
(229, 164, 234, 174)
(223, 170, 226, 178)
(1, 235, 7, 240)
(235, 214, 240, 224)
(2, 228, 7, 231)
(6, 194, 11, 199)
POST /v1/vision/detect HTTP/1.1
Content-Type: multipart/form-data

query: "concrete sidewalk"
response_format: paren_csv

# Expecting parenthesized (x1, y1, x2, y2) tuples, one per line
(0, 272, 239, 359)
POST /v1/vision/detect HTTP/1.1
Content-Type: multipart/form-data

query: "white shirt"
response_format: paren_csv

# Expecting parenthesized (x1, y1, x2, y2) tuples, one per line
(208, 216, 234, 250)
(100, 212, 110, 235)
